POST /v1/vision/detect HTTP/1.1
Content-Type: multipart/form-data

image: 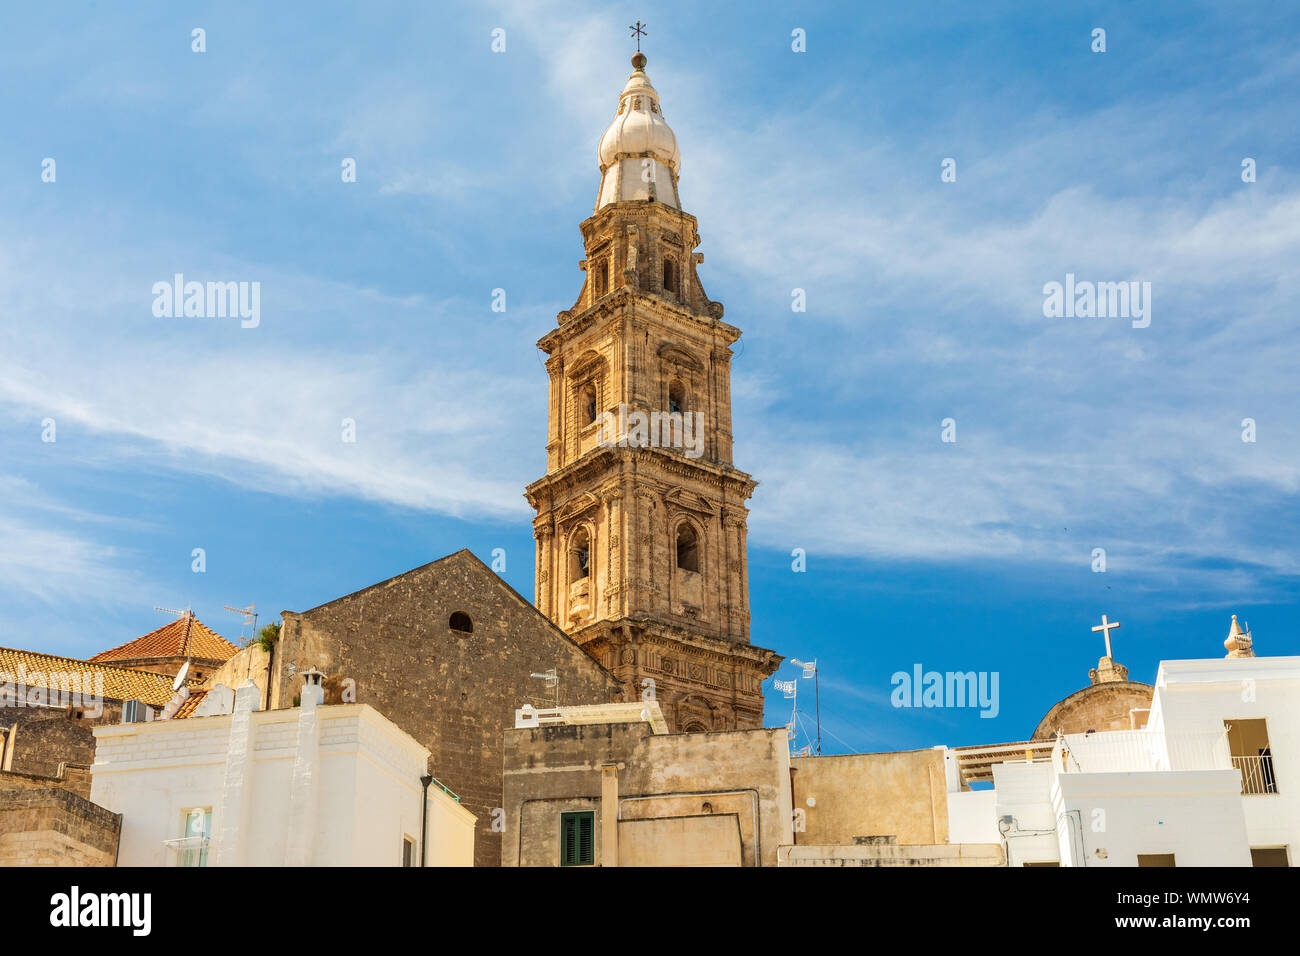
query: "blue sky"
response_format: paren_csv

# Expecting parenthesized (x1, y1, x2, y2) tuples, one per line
(2, 1, 1297, 754)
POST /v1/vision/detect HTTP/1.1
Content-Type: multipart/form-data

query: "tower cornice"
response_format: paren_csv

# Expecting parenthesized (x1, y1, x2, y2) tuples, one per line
(525, 445, 757, 511)
(541, 285, 738, 355)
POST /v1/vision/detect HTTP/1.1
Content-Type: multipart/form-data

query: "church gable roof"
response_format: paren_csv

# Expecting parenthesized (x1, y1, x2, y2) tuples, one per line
(292, 549, 622, 690)
(88, 614, 239, 665)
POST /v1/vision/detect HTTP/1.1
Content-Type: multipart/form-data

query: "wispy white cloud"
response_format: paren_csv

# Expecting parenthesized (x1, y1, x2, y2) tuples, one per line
(1, 0, 1296, 615)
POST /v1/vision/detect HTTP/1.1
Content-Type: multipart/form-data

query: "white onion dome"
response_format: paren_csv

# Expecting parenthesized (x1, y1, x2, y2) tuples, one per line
(595, 54, 681, 210)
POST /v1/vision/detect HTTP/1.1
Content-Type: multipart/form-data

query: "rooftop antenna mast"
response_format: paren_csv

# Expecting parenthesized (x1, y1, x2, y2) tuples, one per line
(773, 675, 801, 755)
(530, 668, 559, 708)
(791, 659, 821, 756)
(224, 603, 258, 646)
(154, 605, 194, 690)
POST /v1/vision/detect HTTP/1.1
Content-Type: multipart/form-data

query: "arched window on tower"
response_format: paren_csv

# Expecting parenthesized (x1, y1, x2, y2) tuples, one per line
(676, 523, 700, 573)
(662, 256, 677, 295)
(594, 259, 608, 298)
(668, 381, 685, 416)
(571, 528, 591, 580)
(578, 383, 597, 426)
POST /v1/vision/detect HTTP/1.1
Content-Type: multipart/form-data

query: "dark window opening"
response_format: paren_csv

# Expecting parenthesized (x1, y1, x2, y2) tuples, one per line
(449, 611, 473, 633)
(571, 529, 591, 580)
(402, 838, 416, 867)
(594, 259, 608, 297)
(676, 524, 700, 573)
(560, 811, 595, 866)
(579, 383, 597, 425)
(663, 257, 677, 294)
(1251, 847, 1289, 867)
(668, 382, 685, 416)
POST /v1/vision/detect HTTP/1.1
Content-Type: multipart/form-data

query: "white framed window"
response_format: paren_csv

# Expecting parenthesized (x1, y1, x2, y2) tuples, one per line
(178, 807, 212, 867)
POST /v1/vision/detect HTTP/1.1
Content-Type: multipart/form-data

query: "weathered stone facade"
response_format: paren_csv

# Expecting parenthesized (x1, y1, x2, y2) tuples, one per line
(0, 787, 120, 867)
(270, 549, 622, 867)
(1031, 680, 1154, 739)
(0, 766, 94, 800)
(502, 716, 792, 867)
(0, 703, 123, 779)
(526, 58, 781, 732)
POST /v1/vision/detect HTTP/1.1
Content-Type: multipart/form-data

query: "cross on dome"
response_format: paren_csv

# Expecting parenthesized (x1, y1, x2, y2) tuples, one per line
(1091, 614, 1121, 658)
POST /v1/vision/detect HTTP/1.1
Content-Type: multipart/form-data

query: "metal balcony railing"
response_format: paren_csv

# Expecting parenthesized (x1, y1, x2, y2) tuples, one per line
(1232, 755, 1279, 795)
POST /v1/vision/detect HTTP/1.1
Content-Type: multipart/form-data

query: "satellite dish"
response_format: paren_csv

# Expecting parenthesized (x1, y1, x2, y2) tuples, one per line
(172, 660, 191, 692)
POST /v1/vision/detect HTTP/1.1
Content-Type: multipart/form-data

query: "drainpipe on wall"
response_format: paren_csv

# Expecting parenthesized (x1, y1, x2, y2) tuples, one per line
(420, 774, 433, 867)
(264, 639, 273, 712)
(789, 767, 797, 845)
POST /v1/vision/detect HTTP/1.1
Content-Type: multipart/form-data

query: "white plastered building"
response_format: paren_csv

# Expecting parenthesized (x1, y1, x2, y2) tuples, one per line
(946, 618, 1296, 866)
(90, 677, 475, 867)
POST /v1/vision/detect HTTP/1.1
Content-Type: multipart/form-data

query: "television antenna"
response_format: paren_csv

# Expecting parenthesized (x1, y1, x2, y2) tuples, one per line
(224, 603, 259, 645)
(773, 675, 798, 754)
(154, 604, 196, 686)
(790, 658, 821, 756)
(530, 669, 559, 708)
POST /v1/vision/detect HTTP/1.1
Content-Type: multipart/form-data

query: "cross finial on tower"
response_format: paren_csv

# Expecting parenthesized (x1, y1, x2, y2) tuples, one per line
(629, 21, 648, 70)
(1091, 613, 1121, 658)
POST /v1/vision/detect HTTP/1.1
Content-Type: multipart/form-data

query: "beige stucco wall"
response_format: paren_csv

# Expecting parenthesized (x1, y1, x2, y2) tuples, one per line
(791, 749, 948, 846)
(618, 814, 742, 866)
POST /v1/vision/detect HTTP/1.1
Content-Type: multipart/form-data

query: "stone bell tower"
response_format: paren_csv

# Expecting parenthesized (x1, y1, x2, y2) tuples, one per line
(525, 52, 781, 732)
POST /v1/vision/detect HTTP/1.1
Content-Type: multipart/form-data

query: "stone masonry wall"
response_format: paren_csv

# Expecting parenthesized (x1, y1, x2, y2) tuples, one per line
(0, 703, 122, 778)
(271, 550, 622, 867)
(0, 787, 120, 867)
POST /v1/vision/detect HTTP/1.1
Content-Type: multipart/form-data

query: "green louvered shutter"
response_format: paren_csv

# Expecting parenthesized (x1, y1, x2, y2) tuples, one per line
(561, 812, 595, 866)
(577, 813, 593, 865)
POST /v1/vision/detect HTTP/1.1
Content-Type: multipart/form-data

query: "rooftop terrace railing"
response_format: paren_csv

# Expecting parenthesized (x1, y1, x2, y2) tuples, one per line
(1056, 730, 1231, 774)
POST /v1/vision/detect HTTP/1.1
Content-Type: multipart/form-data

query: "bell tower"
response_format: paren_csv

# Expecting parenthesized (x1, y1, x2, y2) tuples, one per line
(525, 52, 782, 732)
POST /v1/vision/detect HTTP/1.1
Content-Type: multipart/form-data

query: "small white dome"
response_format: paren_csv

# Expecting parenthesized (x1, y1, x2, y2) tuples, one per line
(597, 59, 680, 175)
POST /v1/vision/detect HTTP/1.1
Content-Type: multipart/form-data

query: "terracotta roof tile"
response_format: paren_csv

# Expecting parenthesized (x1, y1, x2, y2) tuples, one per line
(0, 646, 186, 708)
(89, 614, 239, 665)
(171, 688, 208, 719)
